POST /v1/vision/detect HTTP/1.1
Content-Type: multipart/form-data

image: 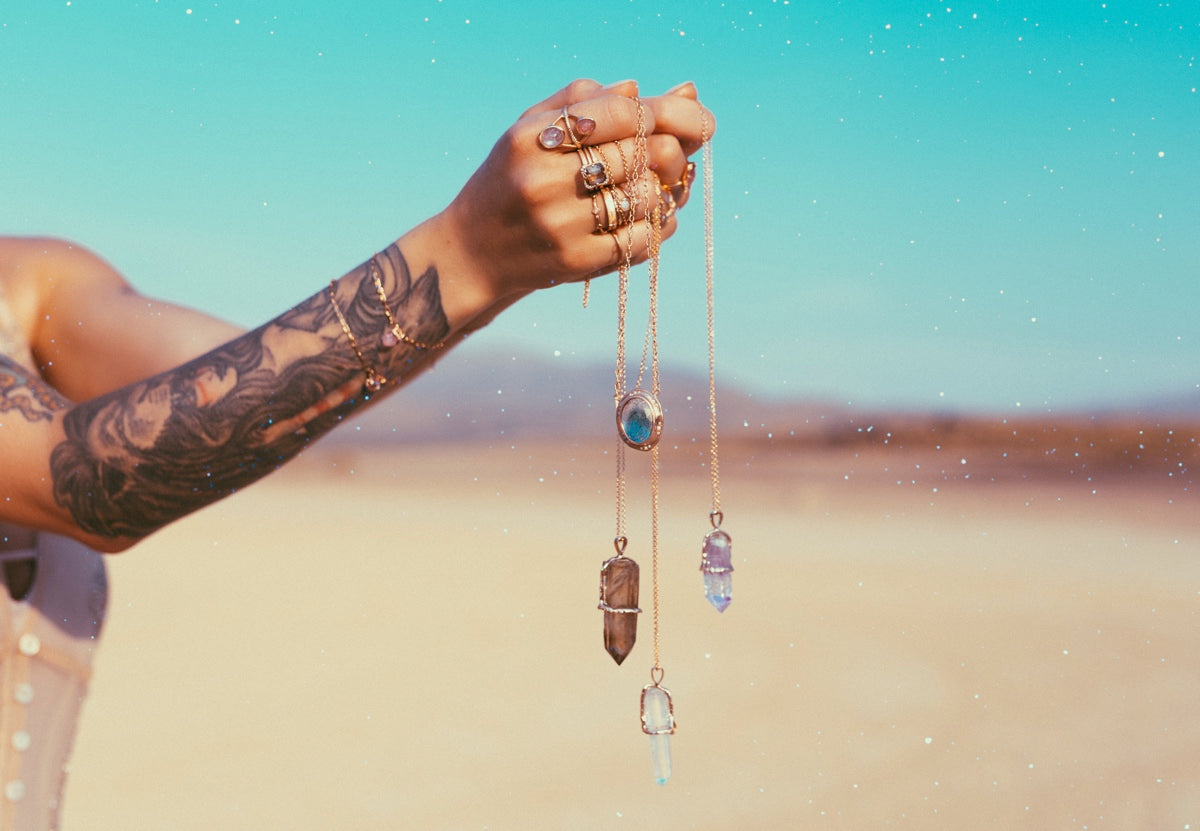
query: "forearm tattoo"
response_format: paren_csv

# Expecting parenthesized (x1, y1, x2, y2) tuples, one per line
(49, 246, 449, 540)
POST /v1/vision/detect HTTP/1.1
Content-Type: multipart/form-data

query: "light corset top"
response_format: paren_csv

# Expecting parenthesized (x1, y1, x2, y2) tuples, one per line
(0, 534, 108, 830)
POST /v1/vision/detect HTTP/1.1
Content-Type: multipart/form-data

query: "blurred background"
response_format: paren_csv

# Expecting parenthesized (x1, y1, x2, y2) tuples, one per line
(2, 2, 1198, 829)
(4, 0, 1197, 412)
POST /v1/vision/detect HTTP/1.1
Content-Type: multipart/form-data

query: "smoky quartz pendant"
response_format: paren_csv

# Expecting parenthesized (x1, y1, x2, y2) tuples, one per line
(598, 547, 641, 665)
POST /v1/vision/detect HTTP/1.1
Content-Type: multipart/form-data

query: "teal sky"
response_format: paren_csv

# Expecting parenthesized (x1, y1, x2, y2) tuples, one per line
(2, 1, 1197, 412)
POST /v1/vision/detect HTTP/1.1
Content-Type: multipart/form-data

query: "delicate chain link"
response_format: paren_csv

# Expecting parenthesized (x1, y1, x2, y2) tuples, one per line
(650, 443, 662, 672)
(701, 112, 721, 515)
(615, 247, 629, 542)
(648, 166, 664, 673)
(614, 98, 647, 544)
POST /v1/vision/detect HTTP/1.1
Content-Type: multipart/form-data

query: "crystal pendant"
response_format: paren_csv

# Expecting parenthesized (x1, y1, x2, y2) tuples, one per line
(598, 546, 640, 665)
(700, 519, 733, 613)
(641, 682, 676, 785)
(616, 389, 663, 451)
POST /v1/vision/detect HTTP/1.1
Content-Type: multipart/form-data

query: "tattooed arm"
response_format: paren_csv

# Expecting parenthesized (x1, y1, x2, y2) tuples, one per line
(1, 241, 456, 550)
(12, 244, 452, 551)
(0, 80, 715, 552)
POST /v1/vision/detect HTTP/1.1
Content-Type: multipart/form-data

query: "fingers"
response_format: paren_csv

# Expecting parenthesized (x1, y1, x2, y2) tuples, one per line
(521, 79, 713, 162)
(482, 79, 706, 288)
(563, 134, 687, 197)
(520, 78, 639, 119)
(642, 89, 716, 157)
(583, 207, 680, 279)
(581, 168, 677, 237)
(520, 78, 603, 119)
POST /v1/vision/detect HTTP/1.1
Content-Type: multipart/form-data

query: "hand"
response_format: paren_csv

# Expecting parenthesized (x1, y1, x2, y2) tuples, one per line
(423, 79, 716, 314)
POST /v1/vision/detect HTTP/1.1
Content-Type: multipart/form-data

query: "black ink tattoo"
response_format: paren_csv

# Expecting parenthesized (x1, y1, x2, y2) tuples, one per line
(49, 246, 449, 540)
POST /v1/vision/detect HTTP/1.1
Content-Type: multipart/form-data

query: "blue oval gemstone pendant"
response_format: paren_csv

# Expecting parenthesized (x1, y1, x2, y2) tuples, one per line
(617, 389, 664, 450)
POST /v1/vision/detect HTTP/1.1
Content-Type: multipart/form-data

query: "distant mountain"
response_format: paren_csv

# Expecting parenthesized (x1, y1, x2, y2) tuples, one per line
(321, 347, 834, 445)
(322, 347, 1200, 461)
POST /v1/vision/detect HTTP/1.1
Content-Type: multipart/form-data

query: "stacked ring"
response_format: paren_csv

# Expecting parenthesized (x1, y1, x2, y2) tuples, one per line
(538, 107, 597, 151)
(662, 161, 696, 200)
(611, 229, 628, 266)
(612, 185, 636, 226)
(592, 185, 636, 234)
(659, 188, 677, 223)
(578, 145, 612, 191)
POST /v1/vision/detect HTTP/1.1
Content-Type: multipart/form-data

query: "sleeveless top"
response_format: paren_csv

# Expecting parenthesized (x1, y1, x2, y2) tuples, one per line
(1, 277, 109, 830)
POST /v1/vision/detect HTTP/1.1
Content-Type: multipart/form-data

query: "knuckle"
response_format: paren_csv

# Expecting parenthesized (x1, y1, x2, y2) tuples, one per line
(566, 78, 602, 100)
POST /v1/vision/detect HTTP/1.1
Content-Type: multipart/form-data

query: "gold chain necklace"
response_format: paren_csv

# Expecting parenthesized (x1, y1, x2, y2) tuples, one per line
(698, 110, 733, 613)
(595, 102, 726, 786)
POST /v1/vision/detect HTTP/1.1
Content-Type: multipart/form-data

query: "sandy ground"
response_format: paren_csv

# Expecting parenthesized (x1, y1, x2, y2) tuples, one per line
(62, 439, 1200, 830)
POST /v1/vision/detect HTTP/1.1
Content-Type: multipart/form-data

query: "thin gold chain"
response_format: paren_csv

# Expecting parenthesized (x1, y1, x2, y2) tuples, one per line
(650, 442, 662, 671)
(614, 98, 647, 545)
(701, 112, 721, 516)
(614, 252, 629, 542)
(647, 171, 664, 674)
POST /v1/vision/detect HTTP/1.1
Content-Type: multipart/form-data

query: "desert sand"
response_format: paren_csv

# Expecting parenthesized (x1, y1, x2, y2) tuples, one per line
(62, 434, 1199, 829)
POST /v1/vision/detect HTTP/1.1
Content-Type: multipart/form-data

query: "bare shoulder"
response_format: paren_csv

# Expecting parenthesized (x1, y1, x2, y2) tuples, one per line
(1, 235, 243, 399)
(0, 236, 129, 324)
(0, 235, 125, 280)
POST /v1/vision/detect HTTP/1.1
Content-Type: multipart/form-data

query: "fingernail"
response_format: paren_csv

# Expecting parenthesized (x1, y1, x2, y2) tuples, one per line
(666, 81, 697, 96)
(604, 79, 639, 95)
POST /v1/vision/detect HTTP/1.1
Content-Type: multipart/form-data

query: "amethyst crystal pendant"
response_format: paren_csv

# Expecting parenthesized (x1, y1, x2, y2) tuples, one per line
(616, 389, 664, 451)
(700, 524, 734, 613)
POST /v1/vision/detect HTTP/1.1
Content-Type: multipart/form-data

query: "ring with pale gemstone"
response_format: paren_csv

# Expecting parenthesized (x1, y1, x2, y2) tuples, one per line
(538, 107, 597, 151)
(611, 184, 635, 227)
(594, 185, 634, 234)
(578, 146, 612, 192)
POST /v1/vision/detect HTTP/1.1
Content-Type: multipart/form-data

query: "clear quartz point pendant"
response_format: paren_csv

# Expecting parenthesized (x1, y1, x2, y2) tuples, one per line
(700, 512, 734, 612)
(641, 672, 676, 785)
(616, 389, 664, 451)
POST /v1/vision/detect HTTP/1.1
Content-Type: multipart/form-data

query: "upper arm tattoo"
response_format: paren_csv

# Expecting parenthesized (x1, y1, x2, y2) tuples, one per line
(0, 356, 69, 422)
(48, 246, 449, 540)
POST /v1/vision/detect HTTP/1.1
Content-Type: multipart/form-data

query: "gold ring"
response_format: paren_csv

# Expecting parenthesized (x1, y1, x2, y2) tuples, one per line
(658, 188, 677, 223)
(611, 185, 635, 227)
(578, 146, 612, 192)
(538, 107, 597, 151)
(662, 161, 696, 199)
(591, 192, 605, 234)
(611, 230, 629, 267)
(599, 186, 619, 233)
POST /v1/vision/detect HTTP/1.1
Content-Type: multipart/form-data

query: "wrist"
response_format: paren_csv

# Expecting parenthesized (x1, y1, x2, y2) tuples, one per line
(396, 210, 529, 338)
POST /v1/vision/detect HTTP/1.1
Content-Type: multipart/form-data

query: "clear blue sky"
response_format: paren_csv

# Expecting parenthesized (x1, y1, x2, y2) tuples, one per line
(2, 1, 1197, 412)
